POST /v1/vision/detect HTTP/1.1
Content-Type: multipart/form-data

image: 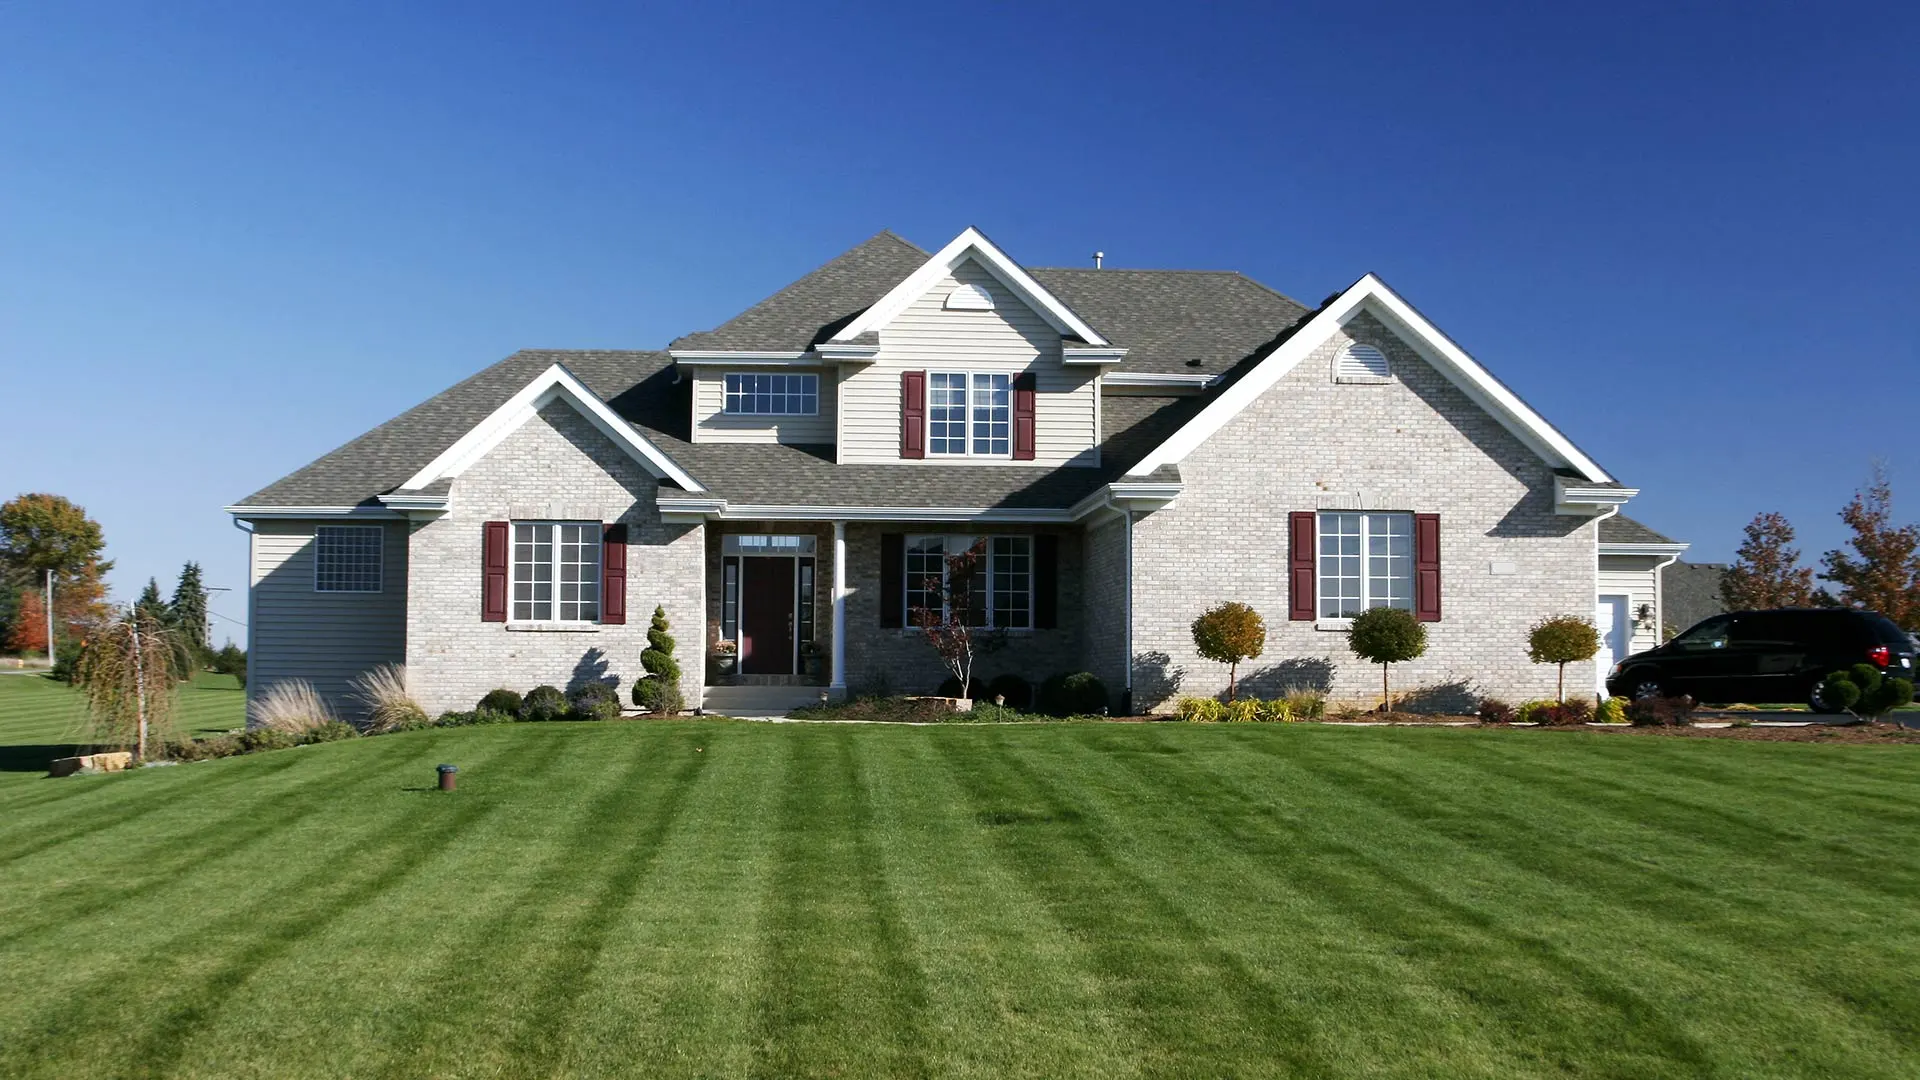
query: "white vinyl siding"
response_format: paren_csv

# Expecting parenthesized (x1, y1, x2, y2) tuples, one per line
(836, 259, 1097, 466)
(691, 367, 836, 444)
(249, 519, 406, 711)
(1599, 553, 1663, 654)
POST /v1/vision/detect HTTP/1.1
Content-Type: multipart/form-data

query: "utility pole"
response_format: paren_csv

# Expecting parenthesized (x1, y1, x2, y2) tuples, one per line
(44, 569, 55, 669)
(205, 586, 233, 656)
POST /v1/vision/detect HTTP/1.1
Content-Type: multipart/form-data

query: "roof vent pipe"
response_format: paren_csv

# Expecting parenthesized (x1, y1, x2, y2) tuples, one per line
(1092, 251, 1104, 269)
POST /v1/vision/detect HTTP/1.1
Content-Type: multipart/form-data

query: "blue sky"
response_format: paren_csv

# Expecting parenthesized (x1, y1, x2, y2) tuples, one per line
(3, 1, 1916, 640)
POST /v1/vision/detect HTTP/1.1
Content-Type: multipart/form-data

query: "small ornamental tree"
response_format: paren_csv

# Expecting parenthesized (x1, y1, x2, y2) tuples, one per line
(1818, 664, 1915, 723)
(1527, 615, 1601, 703)
(72, 607, 180, 760)
(634, 605, 684, 714)
(1191, 601, 1266, 702)
(1347, 607, 1427, 713)
(910, 541, 1004, 703)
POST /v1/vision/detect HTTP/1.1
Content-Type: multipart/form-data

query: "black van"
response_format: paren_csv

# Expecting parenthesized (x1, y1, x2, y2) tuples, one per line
(1605, 608, 1917, 710)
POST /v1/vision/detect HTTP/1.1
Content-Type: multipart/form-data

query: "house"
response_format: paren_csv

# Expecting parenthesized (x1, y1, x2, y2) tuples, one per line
(228, 227, 1684, 716)
(1596, 515, 1690, 677)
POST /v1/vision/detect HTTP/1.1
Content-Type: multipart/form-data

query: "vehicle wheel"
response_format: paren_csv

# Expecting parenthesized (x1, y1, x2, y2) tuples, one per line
(1626, 671, 1665, 701)
(1808, 677, 1844, 714)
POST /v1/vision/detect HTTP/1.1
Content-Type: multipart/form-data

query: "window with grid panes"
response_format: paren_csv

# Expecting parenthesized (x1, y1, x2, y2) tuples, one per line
(512, 522, 601, 622)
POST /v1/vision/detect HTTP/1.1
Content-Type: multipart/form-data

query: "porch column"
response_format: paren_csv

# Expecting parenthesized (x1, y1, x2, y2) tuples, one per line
(830, 520, 848, 699)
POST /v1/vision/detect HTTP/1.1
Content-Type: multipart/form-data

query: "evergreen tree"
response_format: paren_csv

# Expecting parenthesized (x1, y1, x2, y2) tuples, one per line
(633, 605, 683, 714)
(169, 561, 210, 656)
(136, 578, 168, 623)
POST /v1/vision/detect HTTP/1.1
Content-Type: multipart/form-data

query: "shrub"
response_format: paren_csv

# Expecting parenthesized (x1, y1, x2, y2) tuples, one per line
(986, 673, 1033, 710)
(1527, 615, 1602, 703)
(1191, 601, 1267, 702)
(436, 710, 478, 727)
(1282, 689, 1327, 720)
(1348, 608, 1428, 712)
(521, 685, 568, 722)
(1224, 698, 1260, 723)
(1515, 699, 1557, 725)
(1255, 698, 1293, 722)
(473, 706, 515, 725)
(302, 720, 359, 744)
(937, 676, 989, 700)
(852, 670, 892, 701)
(1477, 697, 1516, 724)
(1038, 672, 1109, 717)
(1629, 695, 1696, 727)
(354, 664, 430, 734)
(477, 688, 524, 715)
(1595, 697, 1628, 725)
(248, 679, 337, 734)
(238, 727, 298, 753)
(1820, 664, 1915, 721)
(569, 682, 622, 722)
(633, 606, 685, 715)
(211, 643, 248, 688)
(1534, 698, 1593, 727)
(1176, 697, 1226, 723)
(163, 735, 244, 762)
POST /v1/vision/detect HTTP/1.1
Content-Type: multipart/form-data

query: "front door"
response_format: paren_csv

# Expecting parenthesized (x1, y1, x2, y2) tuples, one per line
(1596, 594, 1629, 696)
(740, 558, 795, 675)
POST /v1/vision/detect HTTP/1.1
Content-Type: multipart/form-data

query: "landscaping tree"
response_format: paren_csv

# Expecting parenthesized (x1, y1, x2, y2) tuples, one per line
(1347, 607, 1427, 713)
(1817, 663, 1916, 723)
(7, 589, 48, 655)
(909, 541, 1003, 703)
(1191, 601, 1266, 702)
(1722, 511, 1815, 610)
(0, 493, 112, 649)
(135, 578, 168, 622)
(73, 607, 180, 760)
(169, 561, 210, 660)
(1527, 614, 1602, 703)
(1820, 463, 1920, 627)
(633, 605, 684, 714)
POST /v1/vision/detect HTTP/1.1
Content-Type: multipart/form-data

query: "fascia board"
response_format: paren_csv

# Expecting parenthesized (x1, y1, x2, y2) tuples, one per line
(224, 505, 404, 518)
(1599, 542, 1690, 557)
(830, 227, 1108, 346)
(669, 351, 813, 365)
(660, 500, 1078, 523)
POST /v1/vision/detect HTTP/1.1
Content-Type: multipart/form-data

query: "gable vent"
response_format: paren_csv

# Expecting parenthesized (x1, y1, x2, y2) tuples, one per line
(944, 283, 995, 311)
(1335, 343, 1390, 381)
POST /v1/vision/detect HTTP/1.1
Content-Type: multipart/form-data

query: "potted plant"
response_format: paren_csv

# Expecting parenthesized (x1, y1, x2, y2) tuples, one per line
(709, 638, 738, 684)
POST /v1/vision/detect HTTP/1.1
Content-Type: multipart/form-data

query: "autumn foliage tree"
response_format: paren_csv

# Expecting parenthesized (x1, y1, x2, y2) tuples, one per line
(1820, 464, 1920, 627)
(1191, 601, 1266, 702)
(8, 589, 48, 654)
(0, 494, 112, 648)
(1721, 511, 1815, 610)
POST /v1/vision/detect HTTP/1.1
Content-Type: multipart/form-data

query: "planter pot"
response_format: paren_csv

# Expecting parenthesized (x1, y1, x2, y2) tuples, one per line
(803, 653, 826, 681)
(709, 655, 738, 685)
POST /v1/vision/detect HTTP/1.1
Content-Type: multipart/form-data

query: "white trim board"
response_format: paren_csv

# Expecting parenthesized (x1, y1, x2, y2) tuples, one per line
(398, 363, 705, 493)
(829, 227, 1109, 346)
(1124, 274, 1613, 484)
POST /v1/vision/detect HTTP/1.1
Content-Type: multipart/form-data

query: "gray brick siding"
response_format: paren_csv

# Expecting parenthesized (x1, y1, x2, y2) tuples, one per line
(1128, 312, 1597, 712)
(406, 402, 705, 714)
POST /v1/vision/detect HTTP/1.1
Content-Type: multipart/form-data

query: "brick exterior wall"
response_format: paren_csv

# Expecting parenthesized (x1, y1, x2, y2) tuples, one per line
(406, 402, 705, 714)
(1128, 311, 1597, 712)
(1080, 514, 1129, 703)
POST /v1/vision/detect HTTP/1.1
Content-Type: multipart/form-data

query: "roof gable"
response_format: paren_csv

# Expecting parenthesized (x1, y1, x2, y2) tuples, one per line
(830, 227, 1108, 346)
(1125, 274, 1614, 483)
(670, 231, 928, 352)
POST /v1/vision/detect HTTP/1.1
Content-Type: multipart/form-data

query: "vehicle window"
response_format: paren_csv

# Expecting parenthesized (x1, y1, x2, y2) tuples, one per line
(1863, 614, 1912, 644)
(1673, 615, 1733, 651)
(1729, 613, 1800, 645)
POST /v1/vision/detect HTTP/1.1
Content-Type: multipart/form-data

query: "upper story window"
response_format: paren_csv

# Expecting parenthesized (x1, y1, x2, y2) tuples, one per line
(513, 522, 601, 622)
(928, 372, 1011, 456)
(1318, 512, 1412, 618)
(314, 525, 382, 592)
(724, 372, 818, 416)
(1334, 343, 1391, 382)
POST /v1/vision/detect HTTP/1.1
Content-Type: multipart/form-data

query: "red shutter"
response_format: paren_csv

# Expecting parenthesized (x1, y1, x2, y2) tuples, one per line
(1288, 512, 1316, 621)
(1414, 513, 1441, 622)
(900, 371, 926, 459)
(482, 521, 509, 622)
(880, 533, 904, 627)
(1034, 533, 1058, 628)
(601, 523, 627, 625)
(1012, 372, 1036, 460)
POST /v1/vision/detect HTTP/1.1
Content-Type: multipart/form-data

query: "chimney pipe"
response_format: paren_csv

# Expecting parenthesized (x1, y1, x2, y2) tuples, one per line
(1093, 251, 1104, 269)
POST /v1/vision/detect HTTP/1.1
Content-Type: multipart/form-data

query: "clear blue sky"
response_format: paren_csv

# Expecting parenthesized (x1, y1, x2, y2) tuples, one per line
(4, 1, 1916, 641)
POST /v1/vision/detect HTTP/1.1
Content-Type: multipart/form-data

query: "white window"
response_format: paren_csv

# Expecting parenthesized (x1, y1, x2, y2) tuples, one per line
(927, 371, 1011, 457)
(903, 534, 1031, 628)
(314, 526, 382, 592)
(1335, 343, 1391, 381)
(513, 522, 601, 622)
(1318, 512, 1412, 618)
(723, 372, 818, 416)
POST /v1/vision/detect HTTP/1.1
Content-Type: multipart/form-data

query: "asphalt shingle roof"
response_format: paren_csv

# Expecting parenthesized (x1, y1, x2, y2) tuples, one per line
(669, 231, 928, 351)
(1599, 514, 1679, 545)
(1028, 268, 1309, 375)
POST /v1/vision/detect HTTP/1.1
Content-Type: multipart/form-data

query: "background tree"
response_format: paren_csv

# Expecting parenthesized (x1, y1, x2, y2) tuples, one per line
(1527, 615, 1601, 703)
(135, 578, 168, 622)
(169, 562, 210, 661)
(1819, 464, 1920, 626)
(1721, 511, 1815, 609)
(633, 605, 684, 714)
(0, 493, 113, 647)
(1191, 601, 1266, 702)
(1347, 607, 1427, 713)
(7, 589, 49, 655)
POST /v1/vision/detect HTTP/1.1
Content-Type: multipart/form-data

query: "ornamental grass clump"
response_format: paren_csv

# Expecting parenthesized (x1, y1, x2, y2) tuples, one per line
(1347, 607, 1427, 713)
(248, 678, 337, 734)
(1528, 615, 1601, 703)
(1176, 697, 1226, 723)
(353, 664, 430, 734)
(1191, 601, 1266, 703)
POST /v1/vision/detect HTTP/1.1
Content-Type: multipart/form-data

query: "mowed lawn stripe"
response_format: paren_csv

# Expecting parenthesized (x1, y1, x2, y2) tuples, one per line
(0, 729, 552, 1079)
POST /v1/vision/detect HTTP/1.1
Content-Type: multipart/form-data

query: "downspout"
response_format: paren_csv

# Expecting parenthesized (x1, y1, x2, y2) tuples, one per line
(231, 517, 256, 704)
(1650, 549, 1683, 642)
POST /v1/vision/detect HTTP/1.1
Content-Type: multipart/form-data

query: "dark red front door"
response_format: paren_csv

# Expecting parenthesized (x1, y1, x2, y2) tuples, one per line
(740, 558, 795, 675)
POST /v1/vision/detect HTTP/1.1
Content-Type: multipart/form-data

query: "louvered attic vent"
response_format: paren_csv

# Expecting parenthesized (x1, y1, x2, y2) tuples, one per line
(1335, 343, 1390, 381)
(944, 283, 995, 310)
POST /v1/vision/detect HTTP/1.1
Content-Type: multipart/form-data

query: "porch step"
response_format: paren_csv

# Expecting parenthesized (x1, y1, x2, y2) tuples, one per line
(702, 684, 829, 718)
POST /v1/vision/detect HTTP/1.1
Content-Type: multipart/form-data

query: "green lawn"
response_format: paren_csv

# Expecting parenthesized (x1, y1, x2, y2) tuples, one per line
(2, 678, 1917, 1077)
